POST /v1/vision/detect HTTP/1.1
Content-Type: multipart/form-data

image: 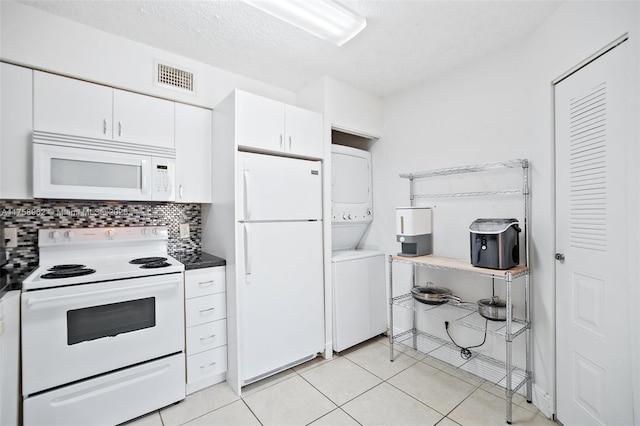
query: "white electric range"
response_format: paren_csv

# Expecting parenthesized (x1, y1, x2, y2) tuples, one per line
(21, 226, 186, 426)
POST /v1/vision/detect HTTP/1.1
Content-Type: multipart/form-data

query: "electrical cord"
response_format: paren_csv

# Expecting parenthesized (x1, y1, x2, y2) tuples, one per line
(444, 320, 489, 360)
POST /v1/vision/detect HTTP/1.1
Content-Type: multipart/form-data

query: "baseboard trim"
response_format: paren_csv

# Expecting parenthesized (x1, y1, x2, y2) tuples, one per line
(531, 384, 554, 419)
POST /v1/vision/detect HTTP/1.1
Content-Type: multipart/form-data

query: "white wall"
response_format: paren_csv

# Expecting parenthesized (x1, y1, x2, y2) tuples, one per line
(0, 1, 295, 108)
(367, 1, 639, 418)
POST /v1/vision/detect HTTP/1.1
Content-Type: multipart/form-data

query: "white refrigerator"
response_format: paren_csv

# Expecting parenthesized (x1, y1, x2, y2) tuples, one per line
(236, 152, 324, 384)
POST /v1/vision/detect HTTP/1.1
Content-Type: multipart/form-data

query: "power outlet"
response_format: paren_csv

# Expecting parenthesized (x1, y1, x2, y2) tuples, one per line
(4, 228, 17, 248)
(179, 223, 190, 239)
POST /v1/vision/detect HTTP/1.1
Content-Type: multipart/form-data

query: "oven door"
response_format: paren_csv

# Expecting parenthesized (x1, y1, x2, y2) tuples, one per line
(21, 273, 184, 396)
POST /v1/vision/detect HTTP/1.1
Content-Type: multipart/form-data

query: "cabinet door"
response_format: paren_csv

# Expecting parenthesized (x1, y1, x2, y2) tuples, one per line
(236, 91, 285, 154)
(186, 320, 227, 355)
(284, 105, 323, 159)
(33, 71, 113, 139)
(113, 89, 174, 148)
(1, 63, 33, 199)
(175, 103, 212, 202)
(186, 346, 227, 383)
(185, 267, 225, 299)
(185, 293, 226, 327)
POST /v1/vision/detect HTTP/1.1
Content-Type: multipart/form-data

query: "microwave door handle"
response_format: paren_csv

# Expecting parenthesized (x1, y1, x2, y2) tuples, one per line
(141, 160, 150, 196)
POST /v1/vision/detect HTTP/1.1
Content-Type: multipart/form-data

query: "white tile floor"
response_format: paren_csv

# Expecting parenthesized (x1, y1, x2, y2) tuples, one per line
(125, 337, 555, 426)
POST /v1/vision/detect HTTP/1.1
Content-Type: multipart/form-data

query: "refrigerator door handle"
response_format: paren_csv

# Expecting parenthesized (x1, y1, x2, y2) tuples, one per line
(244, 223, 252, 282)
(243, 167, 251, 221)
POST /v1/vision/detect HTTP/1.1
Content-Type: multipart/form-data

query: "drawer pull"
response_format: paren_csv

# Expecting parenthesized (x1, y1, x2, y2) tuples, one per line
(199, 307, 215, 314)
(201, 362, 217, 369)
(200, 334, 216, 342)
(198, 280, 214, 287)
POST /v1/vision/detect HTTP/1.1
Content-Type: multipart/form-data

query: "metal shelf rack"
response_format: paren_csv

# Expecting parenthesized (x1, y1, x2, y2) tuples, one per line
(389, 159, 532, 424)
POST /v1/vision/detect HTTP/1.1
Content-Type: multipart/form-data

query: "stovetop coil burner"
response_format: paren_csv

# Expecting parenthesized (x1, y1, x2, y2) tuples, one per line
(48, 264, 87, 271)
(41, 267, 96, 279)
(129, 257, 168, 265)
(140, 261, 171, 269)
(130, 256, 171, 269)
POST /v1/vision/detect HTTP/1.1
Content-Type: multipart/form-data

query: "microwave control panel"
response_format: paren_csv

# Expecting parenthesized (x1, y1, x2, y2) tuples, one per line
(152, 157, 175, 201)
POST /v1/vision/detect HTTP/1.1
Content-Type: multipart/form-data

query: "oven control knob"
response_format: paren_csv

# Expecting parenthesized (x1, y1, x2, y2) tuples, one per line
(152, 228, 160, 235)
(49, 231, 61, 240)
(342, 214, 347, 220)
(141, 228, 149, 235)
(105, 229, 115, 239)
(64, 231, 75, 240)
(348, 214, 353, 220)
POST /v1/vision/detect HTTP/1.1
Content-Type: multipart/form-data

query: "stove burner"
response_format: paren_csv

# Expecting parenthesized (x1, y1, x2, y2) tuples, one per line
(129, 257, 168, 265)
(41, 268, 96, 279)
(47, 264, 87, 271)
(140, 261, 171, 269)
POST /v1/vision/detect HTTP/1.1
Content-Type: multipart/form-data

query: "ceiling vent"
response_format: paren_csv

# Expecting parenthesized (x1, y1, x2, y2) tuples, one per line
(154, 61, 195, 94)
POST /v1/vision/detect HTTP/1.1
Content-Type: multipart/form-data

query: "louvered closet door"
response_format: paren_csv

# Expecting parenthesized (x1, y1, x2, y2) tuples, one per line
(555, 41, 633, 425)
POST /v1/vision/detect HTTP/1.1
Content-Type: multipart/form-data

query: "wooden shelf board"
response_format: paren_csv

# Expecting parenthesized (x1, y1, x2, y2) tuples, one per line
(390, 254, 529, 278)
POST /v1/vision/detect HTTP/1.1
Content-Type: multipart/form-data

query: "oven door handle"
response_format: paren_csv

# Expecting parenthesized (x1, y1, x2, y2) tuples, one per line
(25, 279, 180, 307)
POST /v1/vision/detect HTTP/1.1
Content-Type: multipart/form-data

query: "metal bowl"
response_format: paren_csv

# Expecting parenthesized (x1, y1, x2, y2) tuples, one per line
(477, 296, 512, 321)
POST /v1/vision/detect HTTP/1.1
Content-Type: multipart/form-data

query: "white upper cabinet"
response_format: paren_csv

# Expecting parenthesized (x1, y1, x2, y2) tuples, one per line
(34, 71, 175, 148)
(175, 103, 212, 203)
(236, 91, 285, 153)
(34, 71, 113, 139)
(284, 104, 323, 159)
(1, 63, 33, 200)
(113, 89, 174, 148)
(236, 91, 323, 159)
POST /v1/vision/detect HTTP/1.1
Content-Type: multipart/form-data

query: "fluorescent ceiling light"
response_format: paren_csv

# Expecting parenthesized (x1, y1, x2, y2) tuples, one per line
(244, 0, 367, 46)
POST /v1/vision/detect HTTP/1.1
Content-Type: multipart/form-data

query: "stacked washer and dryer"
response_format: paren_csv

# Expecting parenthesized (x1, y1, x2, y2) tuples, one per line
(331, 145, 386, 352)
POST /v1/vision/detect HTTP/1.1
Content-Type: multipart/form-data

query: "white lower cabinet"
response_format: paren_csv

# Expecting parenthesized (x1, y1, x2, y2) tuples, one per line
(184, 266, 227, 395)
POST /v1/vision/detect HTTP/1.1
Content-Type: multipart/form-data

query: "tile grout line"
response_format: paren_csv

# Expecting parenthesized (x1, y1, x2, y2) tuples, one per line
(239, 398, 264, 426)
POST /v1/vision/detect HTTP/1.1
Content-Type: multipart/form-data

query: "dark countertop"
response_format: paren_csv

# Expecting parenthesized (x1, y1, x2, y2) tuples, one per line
(0, 266, 33, 297)
(171, 251, 226, 271)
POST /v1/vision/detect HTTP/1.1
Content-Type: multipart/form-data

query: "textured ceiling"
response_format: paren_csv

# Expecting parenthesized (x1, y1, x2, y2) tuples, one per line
(18, 0, 562, 97)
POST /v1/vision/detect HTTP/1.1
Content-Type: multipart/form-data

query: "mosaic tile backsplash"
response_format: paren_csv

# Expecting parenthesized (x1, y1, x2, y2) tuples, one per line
(0, 200, 202, 274)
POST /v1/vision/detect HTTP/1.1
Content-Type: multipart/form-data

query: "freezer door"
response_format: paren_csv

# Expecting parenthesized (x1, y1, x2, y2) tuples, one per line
(238, 152, 322, 221)
(238, 221, 324, 383)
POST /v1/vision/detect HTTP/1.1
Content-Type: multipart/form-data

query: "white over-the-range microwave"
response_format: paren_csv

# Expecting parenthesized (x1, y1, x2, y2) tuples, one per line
(32, 131, 175, 201)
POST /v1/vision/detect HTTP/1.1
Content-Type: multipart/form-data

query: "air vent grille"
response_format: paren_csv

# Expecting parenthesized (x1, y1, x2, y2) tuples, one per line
(156, 62, 194, 93)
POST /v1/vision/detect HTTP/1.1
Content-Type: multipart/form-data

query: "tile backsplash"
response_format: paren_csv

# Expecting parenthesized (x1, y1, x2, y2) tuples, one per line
(1, 200, 201, 273)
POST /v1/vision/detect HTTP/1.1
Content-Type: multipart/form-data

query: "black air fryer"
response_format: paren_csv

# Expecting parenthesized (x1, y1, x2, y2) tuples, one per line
(469, 218, 520, 270)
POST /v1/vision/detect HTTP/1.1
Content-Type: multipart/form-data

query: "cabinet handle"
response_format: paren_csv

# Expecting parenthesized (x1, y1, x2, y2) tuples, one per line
(198, 280, 214, 287)
(103, 119, 107, 134)
(199, 307, 215, 314)
(280, 134, 283, 148)
(118, 121, 123, 137)
(179, 185, 183, 199)
(400, 216, 405, 234)
(289, 136, 292, 150)
(200, 362, 217, 369)
(200, 334, 216, 342)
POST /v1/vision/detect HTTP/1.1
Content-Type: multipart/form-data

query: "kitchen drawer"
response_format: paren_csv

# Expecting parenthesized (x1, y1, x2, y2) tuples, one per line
(185, 293, 226, 327)
(186, 346, 227, 383)
(185, 267, 225, 299)
(186, 319, 227, 355)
